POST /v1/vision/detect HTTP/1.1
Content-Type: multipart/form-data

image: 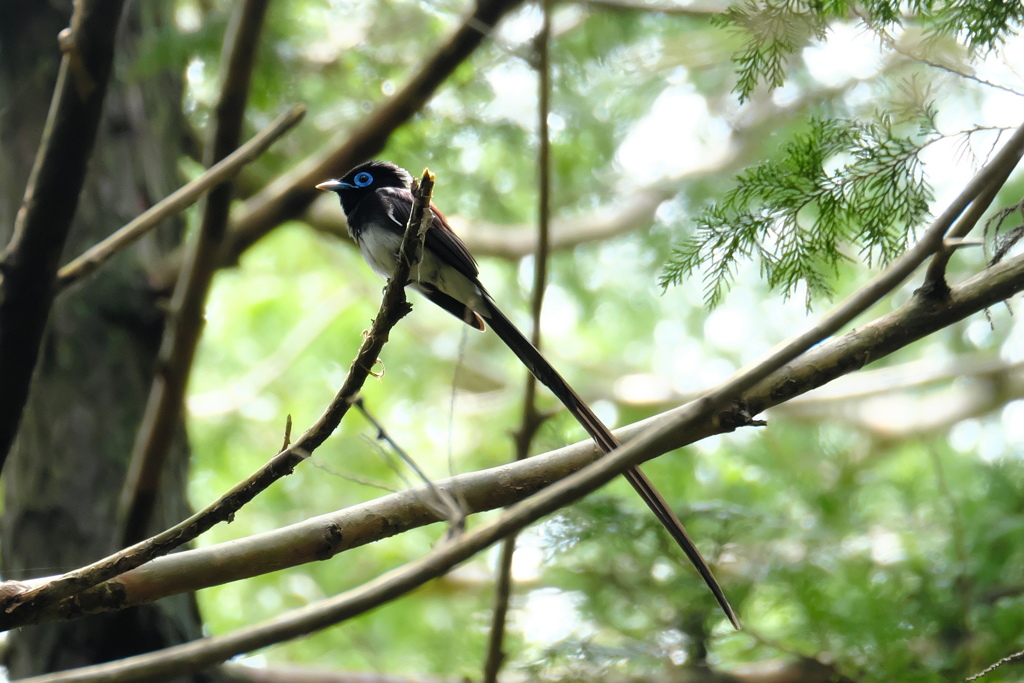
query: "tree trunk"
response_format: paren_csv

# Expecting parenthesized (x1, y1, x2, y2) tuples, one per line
(0, 2, 208, 677)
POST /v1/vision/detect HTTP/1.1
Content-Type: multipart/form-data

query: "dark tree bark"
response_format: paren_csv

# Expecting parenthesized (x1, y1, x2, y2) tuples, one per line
(0, 2, 209, 678)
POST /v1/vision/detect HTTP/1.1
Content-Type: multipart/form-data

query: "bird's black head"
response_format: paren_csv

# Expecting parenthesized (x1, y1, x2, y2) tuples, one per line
(316, 160, 412, 217)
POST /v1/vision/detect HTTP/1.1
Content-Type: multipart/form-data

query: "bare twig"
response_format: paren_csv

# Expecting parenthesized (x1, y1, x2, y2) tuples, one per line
(352, 398, 464, 529)
(484, 4, 553, 680)
(922, 156, 1016, 291)
(281, 415, 293, 451)
(5, 247, 1024, 630)
(967, 649, 1024, 681)
(873, 22, 1024, 98)
(0, 170, 437, 626)
(524, 0, 554, 420)
(55, 105, 306, 291)
(0, 0, 125, 469)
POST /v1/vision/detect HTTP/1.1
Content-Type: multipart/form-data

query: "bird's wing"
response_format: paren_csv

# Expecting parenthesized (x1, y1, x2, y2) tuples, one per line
(377, 187, 480, 281)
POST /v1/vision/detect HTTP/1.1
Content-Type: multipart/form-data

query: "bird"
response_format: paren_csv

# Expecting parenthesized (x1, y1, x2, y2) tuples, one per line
(316, 160, 738, 628)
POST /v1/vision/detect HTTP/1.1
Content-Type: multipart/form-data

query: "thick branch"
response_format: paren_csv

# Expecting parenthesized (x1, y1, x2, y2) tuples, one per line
(8, 247, 1024, 631)
(0, 0, 125, 469)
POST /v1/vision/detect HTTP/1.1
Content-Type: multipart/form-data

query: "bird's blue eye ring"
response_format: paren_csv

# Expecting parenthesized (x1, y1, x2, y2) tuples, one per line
(353, 172, 373, 187)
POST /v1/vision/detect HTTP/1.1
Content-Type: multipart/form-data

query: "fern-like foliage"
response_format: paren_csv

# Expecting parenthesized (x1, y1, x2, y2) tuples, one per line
(660, 116, 933, 308)
(721, 0, 1023, 102)
(931, 0, 1024, 52)
(717, 1, 834, 102)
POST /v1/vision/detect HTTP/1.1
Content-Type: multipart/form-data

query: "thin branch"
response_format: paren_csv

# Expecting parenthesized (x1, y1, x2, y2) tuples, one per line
(116, 0, 273, 547)
(870, 19, 1024, 98)
(8, 236, 1024, 632)
(526, 0, 553, 391)
(484, 3, 554, 679)
(922, 157, 1014, 291)
(0, 170, 437, 627)
(967, 649, 1024, 681)
(309, 455, 401, 493)
(0, 0, 125, 469)
(55, 105, 306, 292)
(352, 398, 464, 529)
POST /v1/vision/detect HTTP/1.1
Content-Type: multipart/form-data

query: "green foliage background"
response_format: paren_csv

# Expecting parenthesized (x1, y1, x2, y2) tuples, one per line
(156, 0, 1024, 680)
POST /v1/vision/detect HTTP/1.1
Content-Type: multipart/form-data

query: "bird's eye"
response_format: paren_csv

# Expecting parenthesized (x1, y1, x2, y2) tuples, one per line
(353, 172, 373, 187)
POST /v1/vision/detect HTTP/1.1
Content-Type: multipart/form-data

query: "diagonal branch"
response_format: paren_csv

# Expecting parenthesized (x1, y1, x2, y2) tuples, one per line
(0, 0, 125, 469)
(55, 104, 306, 292)
(0, 170, 437, 626)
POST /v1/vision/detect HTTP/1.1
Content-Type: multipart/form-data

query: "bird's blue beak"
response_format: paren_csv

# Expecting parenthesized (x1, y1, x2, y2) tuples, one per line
(315, 179, 351, 191)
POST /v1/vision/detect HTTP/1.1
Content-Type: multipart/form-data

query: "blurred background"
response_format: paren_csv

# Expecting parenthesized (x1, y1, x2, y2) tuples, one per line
(189, 1, 1024, 679)
(2, 0, 1024, 681)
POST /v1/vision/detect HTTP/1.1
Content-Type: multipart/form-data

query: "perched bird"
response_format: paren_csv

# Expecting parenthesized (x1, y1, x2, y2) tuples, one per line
(317, 160, 738, 628)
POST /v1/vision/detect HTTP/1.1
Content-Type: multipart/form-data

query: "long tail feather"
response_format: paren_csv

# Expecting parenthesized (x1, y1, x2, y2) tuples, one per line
(481, 297, 739, 629)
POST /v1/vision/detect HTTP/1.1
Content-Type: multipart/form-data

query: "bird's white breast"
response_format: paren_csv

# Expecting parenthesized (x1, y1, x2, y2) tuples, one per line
(356, 224, 485, 311)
